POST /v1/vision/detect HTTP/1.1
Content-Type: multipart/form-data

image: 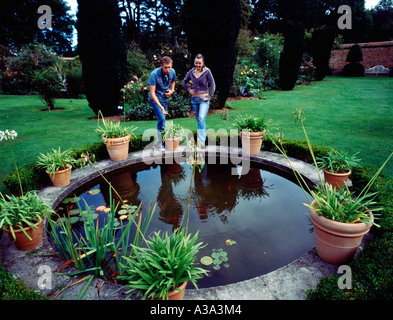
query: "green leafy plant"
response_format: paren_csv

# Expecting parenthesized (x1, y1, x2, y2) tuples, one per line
(36, 147, 78, 175)
(162, 121, 185, 140)
(118, 229, 209, 300)
(232, 114, 271, 132)
(316, 149, 360, 173)
(0, 191, 54, 240)
(96, 111, 137, 139)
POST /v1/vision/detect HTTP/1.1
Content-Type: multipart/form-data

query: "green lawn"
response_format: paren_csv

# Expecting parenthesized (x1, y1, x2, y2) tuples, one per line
(1, 76, 392, 194)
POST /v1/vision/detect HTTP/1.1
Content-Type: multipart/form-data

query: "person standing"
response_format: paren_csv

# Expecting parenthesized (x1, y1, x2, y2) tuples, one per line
(148, 56, 176, 148)
(183, 54, 216, 148)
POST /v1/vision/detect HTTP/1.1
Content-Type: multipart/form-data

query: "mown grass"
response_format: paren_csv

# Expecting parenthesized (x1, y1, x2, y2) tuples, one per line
(1, 76, 392, 194)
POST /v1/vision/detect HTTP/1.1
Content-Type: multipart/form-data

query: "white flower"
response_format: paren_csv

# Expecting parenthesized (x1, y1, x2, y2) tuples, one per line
(0, 129, 18, 141)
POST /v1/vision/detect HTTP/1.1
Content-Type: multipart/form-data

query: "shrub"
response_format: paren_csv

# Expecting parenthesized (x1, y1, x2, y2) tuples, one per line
(1, 43, 60, 94)
(252, 32, 283, 88)
(0, 264, 47, 300)
(64, 58, 84, 98)
(311, 27, 336, 81)
(31, 67, 64, 110)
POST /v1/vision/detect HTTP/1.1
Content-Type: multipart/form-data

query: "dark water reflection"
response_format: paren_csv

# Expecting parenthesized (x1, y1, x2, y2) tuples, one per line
(58, 161, 314, 288)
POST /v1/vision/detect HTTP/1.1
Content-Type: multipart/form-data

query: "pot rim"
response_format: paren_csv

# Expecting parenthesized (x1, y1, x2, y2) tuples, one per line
(3, 218, 44, 234)
(324, 169, 352, 176)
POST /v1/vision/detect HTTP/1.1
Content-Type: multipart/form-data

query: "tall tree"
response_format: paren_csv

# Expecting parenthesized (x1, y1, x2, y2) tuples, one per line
(0, 0, 74, 54)
(369, 0, 393, 41)
(312, 26, 336, 81)
(77, 0, 128, 116)
(183, 0, 241, 108)
(279, 21, 305, 90)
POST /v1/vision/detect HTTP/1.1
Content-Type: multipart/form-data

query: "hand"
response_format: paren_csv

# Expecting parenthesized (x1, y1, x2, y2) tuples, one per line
(203, 97, 209, 102)
(164, 89, 174, 98)
(161, 107, 168, 115)
(189, 89, 195, 96)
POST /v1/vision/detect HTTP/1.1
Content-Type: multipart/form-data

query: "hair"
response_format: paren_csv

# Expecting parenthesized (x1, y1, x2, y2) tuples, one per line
(161, 56, 173, 65)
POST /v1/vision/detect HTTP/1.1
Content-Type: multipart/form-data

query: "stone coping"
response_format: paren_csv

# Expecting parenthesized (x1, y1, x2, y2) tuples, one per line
(0, 147, 344, 300)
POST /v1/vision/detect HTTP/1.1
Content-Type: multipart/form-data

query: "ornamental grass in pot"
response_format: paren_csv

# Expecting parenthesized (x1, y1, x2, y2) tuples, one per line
(0, 191, 54, 251)
(118, 229, 209, 300)
(96, 111, 137, 161)
(36, 147, 78, 187)
(317, 149, 360, 189)
(233, 114, 271, 155)
(271, 109, 393, 265)
(162, 121, 184, 151)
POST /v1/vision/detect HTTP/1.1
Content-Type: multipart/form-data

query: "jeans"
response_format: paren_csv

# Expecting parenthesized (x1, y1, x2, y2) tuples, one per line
(191, 96, 209, 146)
(149, 96, 167, 146)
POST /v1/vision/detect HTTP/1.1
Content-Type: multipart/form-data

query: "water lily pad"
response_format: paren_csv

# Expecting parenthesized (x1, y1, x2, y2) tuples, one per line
(226, 239, 237, 246)
(118, 209, 128, 215)
(104, 208, 111, 213)
(211, 252, 220, 259)
(213, 265, 220, 270)
(87, 189, 101, 195)
(96, 205, 106, 211)
(221, 256, 228, 262)
(69, 209, 81, 216)
(223, 263, 230, 268)
(69, 216, 80, 224)
(200, 256, 213, 266)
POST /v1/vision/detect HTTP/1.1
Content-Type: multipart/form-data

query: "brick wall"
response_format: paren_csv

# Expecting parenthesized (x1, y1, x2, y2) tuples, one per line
(329, 41, 393, 74)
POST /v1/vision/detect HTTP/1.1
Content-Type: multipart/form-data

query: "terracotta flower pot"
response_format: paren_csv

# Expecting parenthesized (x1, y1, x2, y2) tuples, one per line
(148, 281, 188, 300)
(324, 169, 351, 189)
(4, 219, 44, 251)
(309, 201, 373, 264)
(104, 135, 131, 161)
(241, 130, 264, 155)
(46, 166, 72, 187)
(165, 137, 181, 151)
(168, 281, 188, 300)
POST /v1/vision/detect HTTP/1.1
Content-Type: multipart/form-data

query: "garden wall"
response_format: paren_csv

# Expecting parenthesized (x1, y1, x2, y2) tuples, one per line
(329, 41, 393, 75)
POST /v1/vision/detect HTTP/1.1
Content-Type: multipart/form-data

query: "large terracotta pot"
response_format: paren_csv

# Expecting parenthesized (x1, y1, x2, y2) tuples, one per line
(168, 281, 188, 300)
(4, 219, 44, 251)
(241, 130, 264, 155)
(165, 137, 181, 151)
(104, 135, 131, 161)
(324, 169, 351, 189)
(46, 166, 72, 187)
(148, 281, 188, 300)
(309, 201, 373, 264)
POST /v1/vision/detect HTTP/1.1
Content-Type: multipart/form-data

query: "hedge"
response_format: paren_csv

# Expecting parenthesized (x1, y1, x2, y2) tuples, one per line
(0, 264, 48, 300)
(2, 134, 393, 300)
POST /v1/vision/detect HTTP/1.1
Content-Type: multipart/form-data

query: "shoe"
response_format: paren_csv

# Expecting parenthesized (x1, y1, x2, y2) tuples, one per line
(153, 144, 165, 151)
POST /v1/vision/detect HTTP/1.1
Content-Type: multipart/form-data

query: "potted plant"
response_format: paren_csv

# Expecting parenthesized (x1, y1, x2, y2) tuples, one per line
(118, 229, 209, 300)
(271, 109, 393, 264)
(37, 147, 78, 187)
(233, 114, 271, 155)
(96, 111, 137, 161)
(317, 149, 360, 189)
(162, 121, 184, 151)
(0, 191, 54, 251)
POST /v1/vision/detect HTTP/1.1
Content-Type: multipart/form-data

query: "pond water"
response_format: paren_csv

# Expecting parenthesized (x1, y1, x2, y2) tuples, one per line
(53, 160, 314, 288)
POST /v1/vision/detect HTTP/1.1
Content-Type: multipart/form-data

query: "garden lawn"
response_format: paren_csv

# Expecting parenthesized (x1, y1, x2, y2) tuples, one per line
(0, 76, 392, 194)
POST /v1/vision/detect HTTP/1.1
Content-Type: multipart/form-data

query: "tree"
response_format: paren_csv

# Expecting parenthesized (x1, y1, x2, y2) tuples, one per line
(0, 0, 74, 54)
(312, 26, 336, 81)
(369, 0, 393, 41)
(183, 0, 241, 108)
(279, 21, 305, 90)
(77, 0, 128, 116)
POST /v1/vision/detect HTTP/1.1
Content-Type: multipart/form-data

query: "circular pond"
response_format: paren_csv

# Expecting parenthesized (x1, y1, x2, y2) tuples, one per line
(52, 159, 314, 288)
